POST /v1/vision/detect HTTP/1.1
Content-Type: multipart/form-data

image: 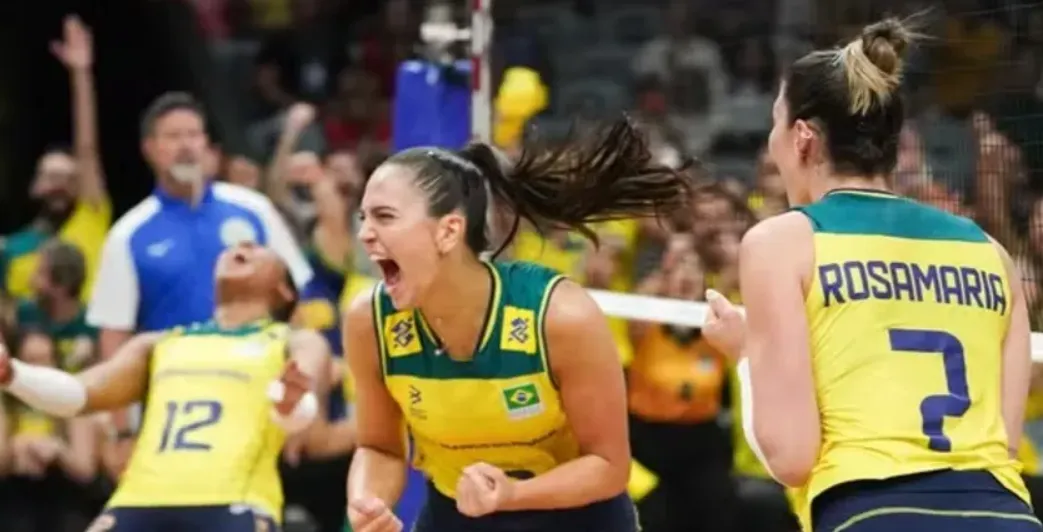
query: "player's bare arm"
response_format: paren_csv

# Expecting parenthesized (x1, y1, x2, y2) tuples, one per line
(56, 415, 100, 483)
(0, 332, 158, 417)
(499, 280, 631, 511)
(990, 236, 1032, 457)
(281, 328, 333, 449)
(344, 289, 408, 509)
(735, 212, 820, 487)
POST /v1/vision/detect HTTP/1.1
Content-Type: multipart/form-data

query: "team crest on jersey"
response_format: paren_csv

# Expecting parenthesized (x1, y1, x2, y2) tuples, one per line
(502, 382, 543, 420)
(500, 306, 537, 354)
(86, 514, 116, 532)
(219, 217, 258, 247)
(384, 311, 421, 358)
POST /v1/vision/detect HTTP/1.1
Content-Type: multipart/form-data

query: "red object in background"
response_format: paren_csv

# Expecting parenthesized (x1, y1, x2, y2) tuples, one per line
(359, 35, 397, 97)
(324, 116, 391, 151)
(639, 90, 668, 115)
(190, 0, 230, 40)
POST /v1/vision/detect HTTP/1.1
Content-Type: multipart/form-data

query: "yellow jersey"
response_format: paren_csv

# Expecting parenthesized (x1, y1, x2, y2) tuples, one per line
(109, 320, 289, 519)
(793, 189, 1029, 526)
(373, 261, 579, 498)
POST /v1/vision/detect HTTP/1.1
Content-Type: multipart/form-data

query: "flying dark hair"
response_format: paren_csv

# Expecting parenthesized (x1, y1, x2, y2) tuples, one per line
(783, 17, 920, 178)
(383, 116, 693, 257)
(140, 91, 206, 138)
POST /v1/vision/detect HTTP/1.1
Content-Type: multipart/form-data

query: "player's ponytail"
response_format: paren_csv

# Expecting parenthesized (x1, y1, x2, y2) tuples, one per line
(459, 117, 693, 258)
(839, 18, 916, 116)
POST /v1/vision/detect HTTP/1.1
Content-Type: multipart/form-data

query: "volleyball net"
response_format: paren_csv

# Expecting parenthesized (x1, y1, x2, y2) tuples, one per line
(588, 290, 1043, 362)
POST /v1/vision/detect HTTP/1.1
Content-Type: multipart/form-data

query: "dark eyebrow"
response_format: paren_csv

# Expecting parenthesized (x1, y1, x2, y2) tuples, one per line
(362, 204, 397, 215)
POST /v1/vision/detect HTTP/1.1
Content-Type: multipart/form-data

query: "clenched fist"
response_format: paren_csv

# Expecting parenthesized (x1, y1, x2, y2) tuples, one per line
(701, 289, 746, 360)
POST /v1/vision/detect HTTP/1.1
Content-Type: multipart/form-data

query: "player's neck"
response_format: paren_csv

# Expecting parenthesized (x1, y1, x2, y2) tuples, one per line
(811, 175, 890, 202)
(213, 300, 271, 329)
(417, 257, 491, 328)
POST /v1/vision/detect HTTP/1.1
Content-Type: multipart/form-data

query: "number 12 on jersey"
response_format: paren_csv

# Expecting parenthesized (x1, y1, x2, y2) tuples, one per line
(889, 328, 971, 452)
(158, 400, 224, 452)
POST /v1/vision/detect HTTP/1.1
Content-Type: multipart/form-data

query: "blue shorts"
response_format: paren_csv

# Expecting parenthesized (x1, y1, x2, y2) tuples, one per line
(90, 505, 279, 532)
(813, 470, 1042, 532)
(413, 481, 639, 532)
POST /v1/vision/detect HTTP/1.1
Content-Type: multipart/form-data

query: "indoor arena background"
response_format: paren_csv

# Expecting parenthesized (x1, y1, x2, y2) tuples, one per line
(0, 1, 1041, 532)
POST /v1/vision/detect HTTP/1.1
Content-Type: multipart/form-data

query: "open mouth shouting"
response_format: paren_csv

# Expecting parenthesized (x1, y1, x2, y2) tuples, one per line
(375, 258, 402, 287)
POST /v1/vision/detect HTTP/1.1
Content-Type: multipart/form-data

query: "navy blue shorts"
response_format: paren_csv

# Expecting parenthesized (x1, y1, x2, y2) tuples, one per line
(89, 505, 279, 532)
(813, 470, 1042, 532)
(413, 481, 639, 532)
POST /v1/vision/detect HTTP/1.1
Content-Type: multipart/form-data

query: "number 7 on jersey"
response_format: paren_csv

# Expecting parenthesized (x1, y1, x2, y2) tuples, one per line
(889, 328, 971, 452)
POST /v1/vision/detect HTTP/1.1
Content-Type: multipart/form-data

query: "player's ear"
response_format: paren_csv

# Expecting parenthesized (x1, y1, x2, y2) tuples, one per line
(435, 212, 466, 255)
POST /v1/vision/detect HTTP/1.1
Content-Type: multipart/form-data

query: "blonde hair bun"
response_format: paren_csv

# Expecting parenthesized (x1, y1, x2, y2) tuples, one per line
(841, 17, 918, 115)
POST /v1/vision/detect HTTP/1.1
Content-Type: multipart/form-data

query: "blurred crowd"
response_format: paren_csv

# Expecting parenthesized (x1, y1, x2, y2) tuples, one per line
(1, 0, 1042, 532)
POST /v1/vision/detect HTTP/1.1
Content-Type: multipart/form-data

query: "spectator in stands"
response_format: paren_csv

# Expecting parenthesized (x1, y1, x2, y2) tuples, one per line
(972, 111, 1027, 251)
(0, 16, 109, 304)
(689, 185, 751, 301)
(5, 333, 103, 532)
(222, 153, 263, 189)
(324, 67, 391, 152)
(746, 151, 788, 220)
(932, 0, 1008, 118)
(631, 0, 729, 155)
(263, 102, 324, 234)
(991, 37, 1043, 190)
(632, 76, 685, 169)
(15, 241, 96, 373)
(86, 91, 313, 478)
(627, 229, 736, 532)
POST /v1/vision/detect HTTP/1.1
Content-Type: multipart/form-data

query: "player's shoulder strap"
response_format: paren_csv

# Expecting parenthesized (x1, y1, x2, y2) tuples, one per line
(492, 260, 566, 375)
(369, 280, 392, 376)
(493, 260, 566, 312)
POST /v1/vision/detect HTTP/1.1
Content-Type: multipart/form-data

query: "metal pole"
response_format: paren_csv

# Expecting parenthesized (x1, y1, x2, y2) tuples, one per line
(469, 0, 493, 143)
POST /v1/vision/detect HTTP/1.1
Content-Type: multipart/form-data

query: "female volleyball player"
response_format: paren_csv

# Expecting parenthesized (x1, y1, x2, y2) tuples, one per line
(0, 243, 331, 532)
(343, 118, 690, 532)
(703, 17, 1040, 532)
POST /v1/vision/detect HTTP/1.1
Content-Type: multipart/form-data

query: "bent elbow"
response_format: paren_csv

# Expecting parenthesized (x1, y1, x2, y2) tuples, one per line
(759, 438, 816, 487)
(602, 460, 631, 499)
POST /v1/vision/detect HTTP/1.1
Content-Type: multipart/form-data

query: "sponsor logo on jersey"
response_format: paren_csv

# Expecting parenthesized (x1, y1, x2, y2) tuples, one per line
(500, 306, 536, 354)
(384, 311, 421, 358)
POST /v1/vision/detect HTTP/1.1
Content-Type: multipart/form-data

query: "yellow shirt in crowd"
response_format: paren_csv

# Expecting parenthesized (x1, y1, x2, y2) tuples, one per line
(1, 199, 111, 302)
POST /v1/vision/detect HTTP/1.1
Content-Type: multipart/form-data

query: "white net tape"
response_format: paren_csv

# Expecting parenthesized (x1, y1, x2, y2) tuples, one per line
(589, 290, 1043, 362)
